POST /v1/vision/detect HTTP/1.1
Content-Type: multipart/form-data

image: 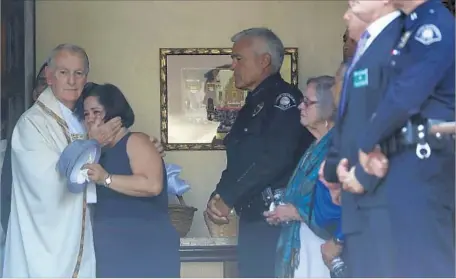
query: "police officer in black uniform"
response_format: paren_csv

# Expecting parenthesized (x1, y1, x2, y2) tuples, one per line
(205, 28, 313, 278)
(355, 0, 455, 277)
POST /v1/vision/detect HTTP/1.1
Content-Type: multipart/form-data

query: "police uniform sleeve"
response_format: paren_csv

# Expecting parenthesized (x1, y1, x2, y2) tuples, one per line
(359, 21, 455, 153)
(354, 162, 381, 192)
(216, 92, 305, 208)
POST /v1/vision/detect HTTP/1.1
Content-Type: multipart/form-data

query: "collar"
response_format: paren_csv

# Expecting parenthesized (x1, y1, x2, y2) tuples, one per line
(36, 87, 66, 120)
(247, 73, 282, 103)
(405, 0, 439, 30)
(365, 10, 402, 48)
(58, 101, 74, 115)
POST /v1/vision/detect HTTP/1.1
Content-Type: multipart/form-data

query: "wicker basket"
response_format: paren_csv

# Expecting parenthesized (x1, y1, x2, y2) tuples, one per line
(203, 210, 239, 237)
(168, 195, 197, 237)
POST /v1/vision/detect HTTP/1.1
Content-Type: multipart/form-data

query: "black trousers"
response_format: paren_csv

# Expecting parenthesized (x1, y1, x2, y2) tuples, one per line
(237, 217, 281, 278)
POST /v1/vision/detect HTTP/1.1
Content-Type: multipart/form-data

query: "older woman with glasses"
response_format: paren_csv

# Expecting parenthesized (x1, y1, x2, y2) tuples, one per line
(264, 68, 344, 278)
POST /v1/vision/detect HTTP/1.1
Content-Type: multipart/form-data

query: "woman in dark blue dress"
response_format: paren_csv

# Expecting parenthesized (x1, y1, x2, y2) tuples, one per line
(79, 83, 180, 278)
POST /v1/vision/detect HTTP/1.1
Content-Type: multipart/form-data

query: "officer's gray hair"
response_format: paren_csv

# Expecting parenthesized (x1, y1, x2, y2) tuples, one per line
(231, 27, 284, 74)
(306, 75, 336, 122)
(47, 44, 90, 75)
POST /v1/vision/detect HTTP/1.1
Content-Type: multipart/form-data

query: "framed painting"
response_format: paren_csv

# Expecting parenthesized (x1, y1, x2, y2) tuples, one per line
(159, 47, 298, 151)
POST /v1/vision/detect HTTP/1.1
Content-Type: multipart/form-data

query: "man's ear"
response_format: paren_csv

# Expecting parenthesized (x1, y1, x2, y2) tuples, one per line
(261, 53, 272, 70)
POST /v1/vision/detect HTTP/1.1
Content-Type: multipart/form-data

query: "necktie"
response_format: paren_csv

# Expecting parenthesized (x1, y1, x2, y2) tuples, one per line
(338, 30, 371, 117)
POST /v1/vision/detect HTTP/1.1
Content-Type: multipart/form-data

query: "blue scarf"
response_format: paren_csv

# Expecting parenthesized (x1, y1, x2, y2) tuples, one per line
(276, 129, 333, 278)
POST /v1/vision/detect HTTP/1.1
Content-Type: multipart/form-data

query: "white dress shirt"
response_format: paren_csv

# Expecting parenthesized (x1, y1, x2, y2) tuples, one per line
(363, 10, 402, 53)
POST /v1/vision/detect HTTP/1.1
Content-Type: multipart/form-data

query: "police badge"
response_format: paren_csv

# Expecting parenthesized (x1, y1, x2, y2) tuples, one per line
(398, 31, 412, 49)
(252, 102, 264, 117)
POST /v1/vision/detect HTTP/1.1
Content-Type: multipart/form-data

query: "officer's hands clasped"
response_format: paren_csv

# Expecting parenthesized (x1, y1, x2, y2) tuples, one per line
(205, 194, 229, 225)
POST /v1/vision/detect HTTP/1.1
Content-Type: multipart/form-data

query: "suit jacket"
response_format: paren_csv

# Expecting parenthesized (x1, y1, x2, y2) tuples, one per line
(324, 15, 404, 234)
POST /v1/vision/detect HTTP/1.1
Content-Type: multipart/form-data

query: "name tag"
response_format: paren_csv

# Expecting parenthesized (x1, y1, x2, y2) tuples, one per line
(353, 68, 369, 88)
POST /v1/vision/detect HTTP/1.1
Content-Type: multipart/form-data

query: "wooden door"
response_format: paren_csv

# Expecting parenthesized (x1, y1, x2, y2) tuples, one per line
(0, 0, 35, 140)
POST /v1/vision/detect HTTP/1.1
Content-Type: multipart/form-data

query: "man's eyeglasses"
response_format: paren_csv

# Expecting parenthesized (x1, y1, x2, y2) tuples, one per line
(301, 96, 318, 108)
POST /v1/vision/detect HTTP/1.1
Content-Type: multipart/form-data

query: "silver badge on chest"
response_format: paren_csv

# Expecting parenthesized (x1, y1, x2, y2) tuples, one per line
(252, 102, 264, 117)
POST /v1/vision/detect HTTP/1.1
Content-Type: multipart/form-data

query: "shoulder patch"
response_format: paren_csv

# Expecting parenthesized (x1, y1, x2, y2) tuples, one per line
(414, 24, 442, 46)
(274, 93, 297, 111)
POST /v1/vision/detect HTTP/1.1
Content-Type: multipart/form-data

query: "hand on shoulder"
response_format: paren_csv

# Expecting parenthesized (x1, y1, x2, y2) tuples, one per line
(129, 132, 165, 157)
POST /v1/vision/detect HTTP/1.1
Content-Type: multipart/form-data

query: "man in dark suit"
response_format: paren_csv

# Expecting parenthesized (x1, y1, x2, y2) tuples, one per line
(322, 2, 404, 277)
(355, 0, 455, 277)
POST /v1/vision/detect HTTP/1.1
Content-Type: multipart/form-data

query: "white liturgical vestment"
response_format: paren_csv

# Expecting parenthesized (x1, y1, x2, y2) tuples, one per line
(2, 88, 95, 277)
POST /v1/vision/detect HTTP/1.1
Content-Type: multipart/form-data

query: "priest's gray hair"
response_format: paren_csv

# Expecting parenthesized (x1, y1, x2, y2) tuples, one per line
(306, 75, 336, 122)
(231, 27, 284, 74)
(47, 44, 90, 75)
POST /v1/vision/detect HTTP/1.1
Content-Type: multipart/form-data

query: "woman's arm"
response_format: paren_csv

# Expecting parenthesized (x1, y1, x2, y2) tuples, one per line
(86, 132, 164, 197)
(109, 133, 163, 197)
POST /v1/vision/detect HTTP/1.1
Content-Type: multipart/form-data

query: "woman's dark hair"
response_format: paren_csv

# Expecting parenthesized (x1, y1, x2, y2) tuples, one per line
(78, 83, 135, 128)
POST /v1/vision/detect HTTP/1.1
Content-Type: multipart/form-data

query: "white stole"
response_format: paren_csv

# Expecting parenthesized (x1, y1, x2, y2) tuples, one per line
(3, 88, 95, 277)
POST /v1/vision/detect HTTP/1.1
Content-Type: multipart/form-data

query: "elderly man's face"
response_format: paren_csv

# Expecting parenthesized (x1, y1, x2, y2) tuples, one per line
(343, 8, 369, 41)
(45, 50, 87, 108)
(231, 37, 269, 91)
(349, 0, 387, 23)
(390, 0, 418, 13)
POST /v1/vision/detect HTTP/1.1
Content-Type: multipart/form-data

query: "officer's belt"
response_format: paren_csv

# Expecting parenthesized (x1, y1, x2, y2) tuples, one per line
(381, 118, 455, 157)
(234, 187, 285, 222)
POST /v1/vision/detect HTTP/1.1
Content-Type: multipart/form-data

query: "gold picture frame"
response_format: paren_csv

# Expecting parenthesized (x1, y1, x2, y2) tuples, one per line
(159, 47, 299, 151)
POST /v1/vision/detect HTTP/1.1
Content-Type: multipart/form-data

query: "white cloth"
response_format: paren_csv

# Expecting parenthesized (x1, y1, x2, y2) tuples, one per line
(364, 11, 402, 53)
(2, 88, 95, 277)
(294, 223, 331, 278)
(58, 103, 97, 203)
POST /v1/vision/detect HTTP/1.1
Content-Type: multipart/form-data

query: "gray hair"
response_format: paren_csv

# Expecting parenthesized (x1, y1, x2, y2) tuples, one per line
(47, 44, 90, 75)
(306, 75, 336, 122)
(231, 27, 284, 73)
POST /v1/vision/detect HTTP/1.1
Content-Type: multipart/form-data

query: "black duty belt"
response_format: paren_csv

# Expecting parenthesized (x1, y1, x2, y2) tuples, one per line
(381, 118, 455, 159)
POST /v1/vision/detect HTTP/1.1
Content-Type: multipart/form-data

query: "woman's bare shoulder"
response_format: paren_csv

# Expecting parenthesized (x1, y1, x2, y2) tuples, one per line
(126, 132, 158, 154)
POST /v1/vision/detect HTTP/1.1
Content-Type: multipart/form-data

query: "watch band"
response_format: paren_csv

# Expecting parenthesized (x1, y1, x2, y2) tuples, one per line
(104, 174, 112, 188)
(333, 237, 344, 246)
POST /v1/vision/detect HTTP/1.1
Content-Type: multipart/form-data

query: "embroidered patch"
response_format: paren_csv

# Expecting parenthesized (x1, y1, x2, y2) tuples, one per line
(414, 24, 442, 45)
(274, 93, 296, 111)
(252, 102, 264, 117)
(353, 68, 369, 88)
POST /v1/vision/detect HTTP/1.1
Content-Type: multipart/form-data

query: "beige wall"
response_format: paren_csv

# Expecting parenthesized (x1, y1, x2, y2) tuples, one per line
(36, 0, 347, 237)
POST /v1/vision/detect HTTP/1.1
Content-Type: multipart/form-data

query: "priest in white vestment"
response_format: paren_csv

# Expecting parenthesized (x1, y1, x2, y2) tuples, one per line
(2, 44, 121, 278)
